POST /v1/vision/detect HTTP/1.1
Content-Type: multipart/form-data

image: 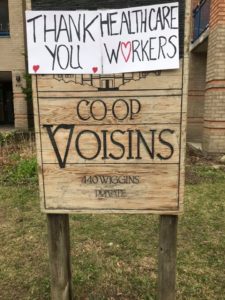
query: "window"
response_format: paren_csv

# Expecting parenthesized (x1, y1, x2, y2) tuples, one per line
(0, 0, 9, 36)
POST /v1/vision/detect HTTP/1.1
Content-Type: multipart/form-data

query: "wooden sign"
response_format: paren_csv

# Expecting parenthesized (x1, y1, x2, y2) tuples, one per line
(30, 0, 188, 214)
(33, 66, 187, 214)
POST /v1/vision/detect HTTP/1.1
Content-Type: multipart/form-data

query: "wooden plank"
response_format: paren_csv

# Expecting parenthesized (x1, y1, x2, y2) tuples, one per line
(47, 214, 73, 300)
(37, 96, 183, 125)
(158, 215, 178, 300)
(42, 164, 179, 212)
(32, 76, 45, 211)
(178, 0, 192, 212)
(36, 68, 183, 93)
(38, 89, 182, 98)
(36, 124, 180, 164)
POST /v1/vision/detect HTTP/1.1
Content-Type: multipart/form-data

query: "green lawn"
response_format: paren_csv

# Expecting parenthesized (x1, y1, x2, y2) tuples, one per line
(0, 150, 225, 299)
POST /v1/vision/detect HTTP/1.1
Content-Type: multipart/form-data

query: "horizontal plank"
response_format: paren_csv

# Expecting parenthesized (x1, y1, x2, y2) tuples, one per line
(42, 164, 180, 212)
(37, 66, 183, 93)
(37, 89, 182, 98)
(37, 124, 181, 164)
(42, 208, 181, 215)
(37, 96, 182, 125)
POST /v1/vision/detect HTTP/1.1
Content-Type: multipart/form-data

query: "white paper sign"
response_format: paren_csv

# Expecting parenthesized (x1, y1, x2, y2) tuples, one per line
(101, 3, 179, 74)
(26, 3, 179, 74)
(26, 11, 102, 74)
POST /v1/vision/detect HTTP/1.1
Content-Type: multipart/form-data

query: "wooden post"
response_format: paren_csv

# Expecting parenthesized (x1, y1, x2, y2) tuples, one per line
(47, 214, 73, 300)
(158, 215, 178, 300)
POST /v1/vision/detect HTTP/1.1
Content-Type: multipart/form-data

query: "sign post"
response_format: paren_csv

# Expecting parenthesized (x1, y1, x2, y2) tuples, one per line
(158, 215, 178, 300)
(27, 1, 190, 298)
(47, 214, 72, 300)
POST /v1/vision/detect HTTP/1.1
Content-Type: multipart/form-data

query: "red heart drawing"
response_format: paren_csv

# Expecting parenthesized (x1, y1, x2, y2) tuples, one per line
(92, 67, 98, 74)
(33, 65, 40, 73)
(121, 42, 131, 63)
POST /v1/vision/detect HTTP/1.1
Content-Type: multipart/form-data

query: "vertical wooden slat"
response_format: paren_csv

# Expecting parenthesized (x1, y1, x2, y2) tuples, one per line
(47, 214, 73, 300)
(158, 215, 178, 300)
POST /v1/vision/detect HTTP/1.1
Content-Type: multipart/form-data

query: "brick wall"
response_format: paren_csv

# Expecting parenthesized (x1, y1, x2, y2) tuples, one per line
(0, 0, 26, 72)
(187, 52, 207, 142)
(0, 0, 28, 129)
(203, 0, 225, 154)
(210, 0, 225, 29)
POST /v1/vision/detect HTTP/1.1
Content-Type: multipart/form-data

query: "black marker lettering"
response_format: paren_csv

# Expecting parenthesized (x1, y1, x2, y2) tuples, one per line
(45, 45, 57, 70)
(171, 6, 179, 29)
(132, 40, 141, 62)
(109, 12, 119, 36)
(149, 37, 157, 60)
(70, 45, 82, 70)
(141, 9, 147, 32)
(27, 14, 42, 43)
(99, 13, 110, 37)
(120, 12, 130, 35)
(167, 35, 177, 58)
(56, 15, 70, 42)
(69, 14, 81, 42)
(83, 14, 99, 42)
(162, 6, 171, 29)
(158, 36, 167, 59)
(104, 43, 121, 64)
(57, 45, 69, 70)
(44, 14, 57, 42)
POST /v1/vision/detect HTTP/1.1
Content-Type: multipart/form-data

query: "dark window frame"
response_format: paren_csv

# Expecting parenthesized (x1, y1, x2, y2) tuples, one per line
(0, 0, 10, 37)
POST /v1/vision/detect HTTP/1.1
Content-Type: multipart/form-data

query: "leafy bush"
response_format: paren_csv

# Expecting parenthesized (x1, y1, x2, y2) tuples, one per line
(0, 131, 16, 147)
(21, 73, 32, 102)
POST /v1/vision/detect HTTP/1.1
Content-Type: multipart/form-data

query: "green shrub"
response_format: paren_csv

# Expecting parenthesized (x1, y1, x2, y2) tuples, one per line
(0, 131, 15, 146)
(1, 157, 38, 186)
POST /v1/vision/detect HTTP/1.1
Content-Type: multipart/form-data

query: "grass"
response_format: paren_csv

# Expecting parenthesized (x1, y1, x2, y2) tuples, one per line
(0, 142, 225, 299)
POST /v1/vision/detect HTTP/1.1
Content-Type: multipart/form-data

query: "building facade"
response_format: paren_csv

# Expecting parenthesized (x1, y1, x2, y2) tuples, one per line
(0, 0, 31, 129)
(188, 0, 225, 154)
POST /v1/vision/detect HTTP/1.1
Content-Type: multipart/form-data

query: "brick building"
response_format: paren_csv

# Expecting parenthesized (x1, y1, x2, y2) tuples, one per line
(188, 0, 225, 154)
(0, 0, 32, 129)
(0, 0, 224, 154)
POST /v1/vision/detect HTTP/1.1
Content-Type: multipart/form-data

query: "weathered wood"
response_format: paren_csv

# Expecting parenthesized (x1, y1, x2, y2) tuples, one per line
(37, 68, 183, 92)
(33, 69, 186, 214)
(178, 0, 192, 213)
(43, 164, 179, 212)
(37, 123, 181, 164)
(31, 65, 186, 214)
(47, 214, 73, 300)
(37, 96, 183, 125)
(158, 215, 178, 300)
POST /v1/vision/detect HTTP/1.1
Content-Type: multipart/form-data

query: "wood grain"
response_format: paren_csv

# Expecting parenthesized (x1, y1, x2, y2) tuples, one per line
(33, 56, 188, 214)
(37, 124, 181, 164)
(43, 164, 179, 212)
(158, 215, 178, 300)
(47, 214, 73, 300)
(37, 67, 183, 93)
(37, 96, 183, 125)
